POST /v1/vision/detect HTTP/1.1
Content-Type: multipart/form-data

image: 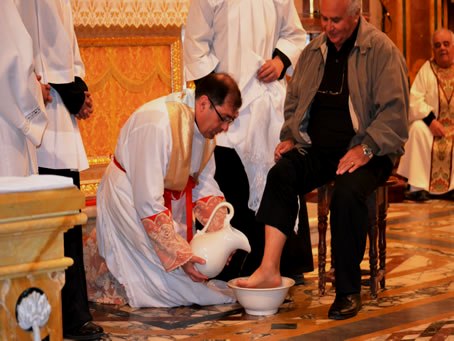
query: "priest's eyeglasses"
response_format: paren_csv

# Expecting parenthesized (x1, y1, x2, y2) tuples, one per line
(207, 96, 235, 124)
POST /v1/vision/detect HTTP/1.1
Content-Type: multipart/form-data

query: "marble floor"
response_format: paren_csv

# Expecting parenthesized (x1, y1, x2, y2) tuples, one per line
(85, 198, 454, 341)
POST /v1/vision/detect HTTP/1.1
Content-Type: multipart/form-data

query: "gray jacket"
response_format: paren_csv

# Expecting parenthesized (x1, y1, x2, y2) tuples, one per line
(281, 18, 409, 163)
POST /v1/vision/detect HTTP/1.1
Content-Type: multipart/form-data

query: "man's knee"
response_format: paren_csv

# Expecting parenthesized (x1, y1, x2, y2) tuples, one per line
(331, 175, 368, 204)
(267, 157, 296, 187)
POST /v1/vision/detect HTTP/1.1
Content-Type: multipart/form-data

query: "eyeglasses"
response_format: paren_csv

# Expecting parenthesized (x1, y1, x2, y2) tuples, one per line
(317, 68, 345, 96)
(207, 96, 235, 124)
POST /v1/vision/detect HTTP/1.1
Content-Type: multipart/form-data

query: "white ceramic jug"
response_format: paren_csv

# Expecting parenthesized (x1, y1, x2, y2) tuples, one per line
(190, 202, 251, 278)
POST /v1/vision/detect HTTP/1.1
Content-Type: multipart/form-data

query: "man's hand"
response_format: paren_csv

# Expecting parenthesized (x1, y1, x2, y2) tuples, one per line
(36, 74, 52, 105)
(182, 255, 209, 282)
(274, 140, 295, 162)
(429, 119, 446, 137)
(76, 91, 93, 120)
(336, 145, 372, 175)
(257, 57, 284, 83)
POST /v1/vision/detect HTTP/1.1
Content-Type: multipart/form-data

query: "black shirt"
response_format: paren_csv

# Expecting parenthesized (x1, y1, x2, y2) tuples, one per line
(307, 23, 359, 151)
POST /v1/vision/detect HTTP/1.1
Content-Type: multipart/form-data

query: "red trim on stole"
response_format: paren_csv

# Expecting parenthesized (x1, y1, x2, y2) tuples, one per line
(164, 177, 196, 241)
(113, 156, 126, 172)
(113, 155, 196, 241)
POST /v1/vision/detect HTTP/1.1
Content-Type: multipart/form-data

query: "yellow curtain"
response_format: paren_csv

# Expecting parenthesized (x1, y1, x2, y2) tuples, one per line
(78, 43, 173, 158)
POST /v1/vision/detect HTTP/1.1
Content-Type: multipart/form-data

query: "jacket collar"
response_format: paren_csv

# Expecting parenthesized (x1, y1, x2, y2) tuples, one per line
(309, 17, 375, 55)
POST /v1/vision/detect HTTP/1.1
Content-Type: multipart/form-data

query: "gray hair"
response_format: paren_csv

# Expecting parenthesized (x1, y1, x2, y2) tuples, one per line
(347, 0, 362, 16)
(319, 0, 362, 16)
(431, 28, 454, 47)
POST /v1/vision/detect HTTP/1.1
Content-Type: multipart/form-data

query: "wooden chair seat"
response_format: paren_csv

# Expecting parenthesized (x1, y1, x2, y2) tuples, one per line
(317, 177, 396, 298)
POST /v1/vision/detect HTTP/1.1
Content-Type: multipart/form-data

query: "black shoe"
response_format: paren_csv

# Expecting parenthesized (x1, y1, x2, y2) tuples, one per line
(64, 321, 105, 340)
(404, 190, 430, 202)
(447, 190, 454, 201)
(328, 293, 361, 320)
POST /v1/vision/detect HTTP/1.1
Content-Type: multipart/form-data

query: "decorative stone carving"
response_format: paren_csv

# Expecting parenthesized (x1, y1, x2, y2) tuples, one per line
(16, 288, 51, 341)
(71, 0, 190, 28)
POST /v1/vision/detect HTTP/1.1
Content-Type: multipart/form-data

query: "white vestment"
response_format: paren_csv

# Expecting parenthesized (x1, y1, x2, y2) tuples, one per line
(0, 0, 47, 176)
(15, 0, 89, 171)
(183, 0, 306, 210)
(397, 60, 454, 193)
(96, 90, 235, 307)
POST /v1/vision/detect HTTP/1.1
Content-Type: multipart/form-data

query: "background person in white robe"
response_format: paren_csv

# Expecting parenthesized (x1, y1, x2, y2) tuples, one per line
(183, 0, 313, 281)
(0, 0, 47, 176)
(14, 1, 103, 339)
(398, 28, 454, 201)
(96, 73, 243, 307)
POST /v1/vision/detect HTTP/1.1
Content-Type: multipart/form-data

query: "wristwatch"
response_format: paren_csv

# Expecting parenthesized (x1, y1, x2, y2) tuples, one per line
(361, 144, 373, 159)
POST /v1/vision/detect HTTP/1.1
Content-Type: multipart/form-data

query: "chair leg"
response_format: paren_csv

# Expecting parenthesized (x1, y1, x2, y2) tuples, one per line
(318, 181, 389, 299)
(317, 185, 331, 296)
(377, 185, 388, 290)
(367, 192, 379, 299)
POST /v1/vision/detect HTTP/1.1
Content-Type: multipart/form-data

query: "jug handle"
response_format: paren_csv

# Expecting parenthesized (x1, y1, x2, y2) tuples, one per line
(199, 201, 234, 234)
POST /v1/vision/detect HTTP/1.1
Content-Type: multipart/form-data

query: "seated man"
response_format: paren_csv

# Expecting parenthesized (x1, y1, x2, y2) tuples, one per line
(398, 28, 454, 201)
(238, 0, 408, 321)
(95, 73, 242, 307)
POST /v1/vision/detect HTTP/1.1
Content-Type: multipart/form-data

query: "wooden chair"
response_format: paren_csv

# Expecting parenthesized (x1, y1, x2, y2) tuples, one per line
(317, 177, 396, 298)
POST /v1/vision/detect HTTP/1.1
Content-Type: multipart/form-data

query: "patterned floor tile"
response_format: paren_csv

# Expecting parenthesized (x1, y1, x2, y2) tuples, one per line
(86, 199, 454, 340)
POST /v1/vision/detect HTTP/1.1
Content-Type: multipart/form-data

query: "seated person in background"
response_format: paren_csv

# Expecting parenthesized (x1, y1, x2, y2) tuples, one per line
(95, 73, 242, 307)
(237, 0, 408, 321)
(397, 28, 454, 201)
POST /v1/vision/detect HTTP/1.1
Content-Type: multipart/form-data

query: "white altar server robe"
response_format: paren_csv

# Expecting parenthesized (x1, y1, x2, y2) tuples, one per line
(183, 0, 307, 210)
(96, 90, 235, 307)
(15, 0, 89, 171)
(0, 0, 47, 176)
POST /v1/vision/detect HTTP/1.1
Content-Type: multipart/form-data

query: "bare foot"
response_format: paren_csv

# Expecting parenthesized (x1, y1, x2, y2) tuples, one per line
(236, 267, 281, 288)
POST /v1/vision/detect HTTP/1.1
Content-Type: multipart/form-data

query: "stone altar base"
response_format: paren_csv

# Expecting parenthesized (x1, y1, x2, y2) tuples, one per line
(0, 187, 86, 341)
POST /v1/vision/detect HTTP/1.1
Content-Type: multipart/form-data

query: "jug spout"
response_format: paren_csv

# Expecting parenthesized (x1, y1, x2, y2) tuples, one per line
(230, 227, 251, 253)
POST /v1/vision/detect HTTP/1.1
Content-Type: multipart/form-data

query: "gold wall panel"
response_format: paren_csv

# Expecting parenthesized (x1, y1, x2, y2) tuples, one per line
(76, 29, 183, 198)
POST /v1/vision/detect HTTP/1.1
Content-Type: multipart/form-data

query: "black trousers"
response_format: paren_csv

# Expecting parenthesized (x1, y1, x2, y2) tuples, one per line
(39, 167, 92, 331)
(213, 146, 314, 281)
(256, 148, 393, 295)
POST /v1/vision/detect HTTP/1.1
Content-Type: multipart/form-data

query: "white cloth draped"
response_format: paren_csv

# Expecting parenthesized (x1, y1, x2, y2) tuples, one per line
(397, 60, 454, 193)
(96, 90, 234, 307)
(0, 175, 73, 193)
(0, 0, 47, 176)
(238, 67, 286, 210)
(183, 0, 306, 211)
(15, 0, 89, 171)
